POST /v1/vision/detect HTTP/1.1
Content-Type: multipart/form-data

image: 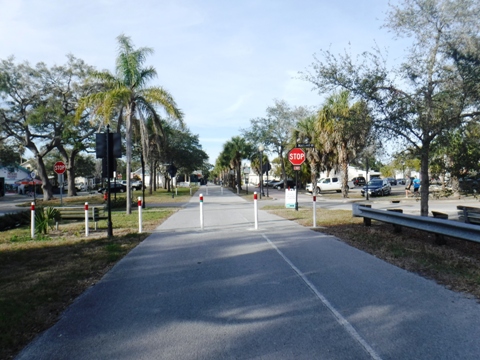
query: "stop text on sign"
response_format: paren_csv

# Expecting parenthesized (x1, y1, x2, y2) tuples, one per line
(288, 148, 306, 166)
(54, 161, 66, 174)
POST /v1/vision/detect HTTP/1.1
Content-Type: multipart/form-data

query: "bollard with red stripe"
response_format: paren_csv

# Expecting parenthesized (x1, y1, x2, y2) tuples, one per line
(138, 197, 143, 233)
(30, 202, 35, 239)
(199, 194, 204, 230)
(254, 192, 258, 230)
(85, 202, 89, 237)
(312, 195, 316, 228)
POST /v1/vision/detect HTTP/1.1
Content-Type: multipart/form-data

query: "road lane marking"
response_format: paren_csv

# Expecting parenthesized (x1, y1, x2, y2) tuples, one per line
(262, 234, 382, 360)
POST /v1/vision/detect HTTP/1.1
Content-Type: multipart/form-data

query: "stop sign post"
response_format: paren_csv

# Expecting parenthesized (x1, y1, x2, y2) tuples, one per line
(288, 148, 305, 211)
(54, 161, 66, 205)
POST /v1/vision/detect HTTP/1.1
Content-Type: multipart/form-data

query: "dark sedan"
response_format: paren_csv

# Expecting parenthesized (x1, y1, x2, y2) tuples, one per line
(361, 179, 391, 196)
(272, 179, 296, 189)
(352, 176, 366, 186)
(97, 183, 127, 194)
(387, 177, 398, 186)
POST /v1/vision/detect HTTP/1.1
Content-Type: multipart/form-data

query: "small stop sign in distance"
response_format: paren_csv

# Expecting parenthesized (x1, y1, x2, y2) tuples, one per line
(54, 161, 66, 174)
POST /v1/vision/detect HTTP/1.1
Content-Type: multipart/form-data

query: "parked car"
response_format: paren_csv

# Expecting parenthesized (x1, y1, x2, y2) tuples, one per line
(361, 178, 391, 196)
(307, 176, 349, 193)
(263, 179, 277, 188)
(75, 182, 86, 191)
(386, 177, 397, 186)
(97, 183, 127, 194)
(272, 179, 296, 189)
(352, 176, 366, 186)
(131, 180, 144, 190)
(118, 180, 144, 190)
(397, 178, 406, 185)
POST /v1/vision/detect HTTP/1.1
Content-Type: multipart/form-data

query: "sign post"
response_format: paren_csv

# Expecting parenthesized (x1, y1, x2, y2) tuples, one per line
(54, 161, 66, 206)
(288, 148, 306, 211)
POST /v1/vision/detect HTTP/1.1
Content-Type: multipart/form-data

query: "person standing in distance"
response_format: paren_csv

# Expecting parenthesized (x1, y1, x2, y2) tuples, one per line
(405, 175, 412, 198)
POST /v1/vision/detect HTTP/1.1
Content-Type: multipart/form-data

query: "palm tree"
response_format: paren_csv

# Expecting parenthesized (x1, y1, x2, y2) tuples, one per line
(221, 137, 253, 193)
(293, 115, 322, 186)
(77, 34, 183, 213)
(317, 91, 372, 197)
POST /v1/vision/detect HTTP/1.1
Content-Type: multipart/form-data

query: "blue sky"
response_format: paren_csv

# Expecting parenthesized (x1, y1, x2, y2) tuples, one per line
(0, 0, 405, 164)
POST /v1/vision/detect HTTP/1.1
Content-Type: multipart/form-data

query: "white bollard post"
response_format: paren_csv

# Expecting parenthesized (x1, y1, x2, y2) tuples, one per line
(190, 188, 192, 196)
(206, 184, 208, 195)
(85, 202, 89, 237)
(199, 194, 204, 230)
(175, 187, 178, 196)
(254, 192, 258, 230)
(138, 197, 143, 233)
(221, 186, 223, 195)
(31, 202, 35, 239)
(312, 195, 316, 228)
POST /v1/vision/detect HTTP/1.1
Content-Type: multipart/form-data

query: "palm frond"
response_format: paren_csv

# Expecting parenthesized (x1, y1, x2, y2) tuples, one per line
(141, 86, 184, 124)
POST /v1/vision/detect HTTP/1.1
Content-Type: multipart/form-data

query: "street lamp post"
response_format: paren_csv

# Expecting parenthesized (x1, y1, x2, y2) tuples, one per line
(266, 164, 269, 198)
(258, 145, 265, 198)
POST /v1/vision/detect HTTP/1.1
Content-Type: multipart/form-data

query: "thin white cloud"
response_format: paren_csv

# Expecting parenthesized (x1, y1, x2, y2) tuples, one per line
(0, 0, 405, 163)
(225, 93, 253, 113)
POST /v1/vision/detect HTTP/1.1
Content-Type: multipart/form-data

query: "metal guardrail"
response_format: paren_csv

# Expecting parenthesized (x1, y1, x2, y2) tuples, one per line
(352, 203, 480, 243)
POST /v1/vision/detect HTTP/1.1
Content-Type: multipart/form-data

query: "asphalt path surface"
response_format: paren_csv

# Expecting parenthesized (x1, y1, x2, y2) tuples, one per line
(14, 185, 480, 359)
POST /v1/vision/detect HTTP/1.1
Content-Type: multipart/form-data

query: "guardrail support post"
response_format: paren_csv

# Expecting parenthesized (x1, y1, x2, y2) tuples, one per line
(432, 211, 448, 245)
(360, 204, 372, 226)
(387, 209, 403, 233)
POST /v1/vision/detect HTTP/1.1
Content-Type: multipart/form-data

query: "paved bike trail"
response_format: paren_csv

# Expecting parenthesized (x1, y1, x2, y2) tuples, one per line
(16, 186, 480, 359)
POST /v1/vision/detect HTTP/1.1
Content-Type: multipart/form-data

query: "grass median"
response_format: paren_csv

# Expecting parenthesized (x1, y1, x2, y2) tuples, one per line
(264, 205, 480, 302)
(0, 187, 195, 360)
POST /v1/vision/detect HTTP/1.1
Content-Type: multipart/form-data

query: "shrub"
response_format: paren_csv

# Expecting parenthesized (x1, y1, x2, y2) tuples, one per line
(35, 207, 61, 235)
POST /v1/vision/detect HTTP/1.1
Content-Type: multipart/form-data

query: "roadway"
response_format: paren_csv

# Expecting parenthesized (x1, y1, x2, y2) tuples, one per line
(252, 183, 472, 219)
(16, 185, 480, 359)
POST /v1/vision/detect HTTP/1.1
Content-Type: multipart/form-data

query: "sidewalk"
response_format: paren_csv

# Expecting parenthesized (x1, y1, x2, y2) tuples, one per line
(16, 185, 480, 359)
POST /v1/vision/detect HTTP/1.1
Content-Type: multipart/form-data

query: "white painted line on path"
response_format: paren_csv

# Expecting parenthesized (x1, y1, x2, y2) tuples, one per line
(262, 233, 382, 360)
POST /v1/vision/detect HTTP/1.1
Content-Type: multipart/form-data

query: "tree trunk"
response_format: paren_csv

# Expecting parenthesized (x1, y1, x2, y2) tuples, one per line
(310, 162, 317, 184)
(125, 108, 133, 214)
(36, 154, 54, 200)
(420, 144, 430, 217)
(340, 143, 349, 198)
(236, 163, 242, 193)
(141, 151, 146, 208)
(149, 159, 154, 194)
(64, 151, 79, 197)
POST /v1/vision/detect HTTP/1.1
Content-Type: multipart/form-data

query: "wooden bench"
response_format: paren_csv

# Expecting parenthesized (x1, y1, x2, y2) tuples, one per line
(50, 206, 107, 230)
(457, 206, 480, 225)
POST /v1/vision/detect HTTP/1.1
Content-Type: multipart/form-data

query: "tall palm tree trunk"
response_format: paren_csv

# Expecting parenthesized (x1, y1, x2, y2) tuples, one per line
(125, 109, 133, 214)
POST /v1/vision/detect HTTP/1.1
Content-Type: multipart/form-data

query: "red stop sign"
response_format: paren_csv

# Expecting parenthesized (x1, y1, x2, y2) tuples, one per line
(288, 148, 306, 166)
(54, 161, 66, 174)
